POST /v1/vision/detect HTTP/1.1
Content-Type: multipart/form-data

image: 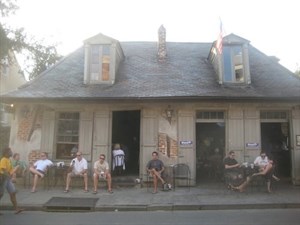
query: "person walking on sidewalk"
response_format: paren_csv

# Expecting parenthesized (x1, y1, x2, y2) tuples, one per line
(93, 154, 113, 194)
(146, 151, 166, 194)
(0, 147, 24, 214)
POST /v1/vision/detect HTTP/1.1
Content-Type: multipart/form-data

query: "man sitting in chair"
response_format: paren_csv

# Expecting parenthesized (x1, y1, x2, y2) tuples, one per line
(223, 150, 243, 188)
(92, 154, 113, 194)
(64, 151, 88, 193)
(146, 151, 166, 194)
(29, 152, 53, 193)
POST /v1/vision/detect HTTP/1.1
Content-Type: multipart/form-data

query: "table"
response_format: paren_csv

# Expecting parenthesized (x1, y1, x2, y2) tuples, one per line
(242, 164, 260, 177)
(48, 165, 69, 187)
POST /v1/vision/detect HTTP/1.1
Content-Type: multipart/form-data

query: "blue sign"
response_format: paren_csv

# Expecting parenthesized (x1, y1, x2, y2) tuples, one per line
(180, 141, 192, 145)
(246, 143, 259, 148)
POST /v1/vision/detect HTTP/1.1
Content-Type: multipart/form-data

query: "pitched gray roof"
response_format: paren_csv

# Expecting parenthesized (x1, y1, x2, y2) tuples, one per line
(1, 41, 300, 102)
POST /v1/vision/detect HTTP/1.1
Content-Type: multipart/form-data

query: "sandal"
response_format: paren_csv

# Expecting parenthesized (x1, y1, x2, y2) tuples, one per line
(64, 189, 69, 193)
(108, 190, 113, 194)
(92, 190, 97, 194)
(15, 208, 24, 214)
(84, 189, 89, 193)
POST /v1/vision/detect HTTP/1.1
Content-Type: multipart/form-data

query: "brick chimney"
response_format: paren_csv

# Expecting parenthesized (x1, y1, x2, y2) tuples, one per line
(157, 25, 167, 61)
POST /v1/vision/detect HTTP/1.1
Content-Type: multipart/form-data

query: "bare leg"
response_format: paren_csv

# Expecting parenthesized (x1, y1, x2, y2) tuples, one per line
(106, 173, 112, 192)
(153, 174, 158, 193)
(230, 176, 252, 192)
(83, 173, 88, 191)
(93, 173, 98, 192)
(29, 167, 44, 178)
(267, 181, 271, 193)
(65, 173, 72, 191)
(272, 175, 280, 181)
(9, 192, 24, 214)
(151, 170, 165, 184)
(31, 174, 39, 192)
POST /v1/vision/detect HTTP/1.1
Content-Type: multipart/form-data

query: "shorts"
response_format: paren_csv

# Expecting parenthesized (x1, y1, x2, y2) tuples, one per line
(93, 173, 106, 179)
(69, 171, 87, 177)
(0, 178, 16, 194)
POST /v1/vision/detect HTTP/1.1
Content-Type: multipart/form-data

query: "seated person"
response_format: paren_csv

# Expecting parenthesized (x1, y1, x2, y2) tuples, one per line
(29, 152, 53, 193)
(231, 156, 279, 193)
(223, 150, 243, 186)
(64, 151, 88, 193)
(93, 154, 113, 194)
(112, 143, 125, 175)
(146, 151, 166, 194)
(11, 153, 27, 182)
(254, 151, 269, 168)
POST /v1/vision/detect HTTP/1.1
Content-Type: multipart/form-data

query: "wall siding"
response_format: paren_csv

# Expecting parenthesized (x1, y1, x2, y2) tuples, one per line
(93, 110, 110, 163)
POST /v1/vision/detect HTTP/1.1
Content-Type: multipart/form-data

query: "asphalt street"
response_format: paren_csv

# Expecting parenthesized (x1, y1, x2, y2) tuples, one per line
(1, 209, 300, 225)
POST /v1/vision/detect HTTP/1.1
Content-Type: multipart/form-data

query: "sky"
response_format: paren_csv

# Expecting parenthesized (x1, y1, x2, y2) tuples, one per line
(5, 0, 300, 73)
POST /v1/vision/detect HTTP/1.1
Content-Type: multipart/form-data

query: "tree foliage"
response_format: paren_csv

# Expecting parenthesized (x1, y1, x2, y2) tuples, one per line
(0, 0, 61, 80)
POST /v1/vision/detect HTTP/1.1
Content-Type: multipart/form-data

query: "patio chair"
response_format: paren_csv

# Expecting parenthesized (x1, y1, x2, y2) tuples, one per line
(172, 163, 191, 191)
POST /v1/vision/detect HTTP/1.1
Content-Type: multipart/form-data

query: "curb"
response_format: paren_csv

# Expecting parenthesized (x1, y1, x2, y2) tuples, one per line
(1, 203, 300, 212)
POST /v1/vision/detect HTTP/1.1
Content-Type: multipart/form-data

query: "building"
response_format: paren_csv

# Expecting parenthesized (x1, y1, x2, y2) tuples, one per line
(0, 52, 27, 149)
(1, 28, 300, 185)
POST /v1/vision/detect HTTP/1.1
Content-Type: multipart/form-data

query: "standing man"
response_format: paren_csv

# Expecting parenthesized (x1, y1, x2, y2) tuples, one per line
(64, 151, 88, 193)
(29, 152, 53, 193)
(93, 154, 113, 194)
(146, 151, 165, 194)
(0, 147, 24, 214)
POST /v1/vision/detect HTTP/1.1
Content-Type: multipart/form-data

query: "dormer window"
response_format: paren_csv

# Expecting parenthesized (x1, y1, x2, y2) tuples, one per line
(83, 33, 125, 85)
(91, 45, 110, 81)
(209, 33, 251, 85)
(223, 45, 244, 83)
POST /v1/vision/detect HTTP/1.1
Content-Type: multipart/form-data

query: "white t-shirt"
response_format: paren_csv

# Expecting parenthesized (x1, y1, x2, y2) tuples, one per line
(254, 156, 269, 167)
(70, 157, 88, 175)
(34, 159, 53, 172)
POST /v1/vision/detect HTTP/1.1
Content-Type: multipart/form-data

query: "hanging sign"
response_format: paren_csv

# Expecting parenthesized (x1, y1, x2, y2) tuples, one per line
(245, 143, 259, 148)
(180, 141, 193, 146)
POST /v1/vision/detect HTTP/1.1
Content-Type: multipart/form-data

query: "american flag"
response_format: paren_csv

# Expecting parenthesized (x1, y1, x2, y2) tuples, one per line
(216, 19, 223, 54)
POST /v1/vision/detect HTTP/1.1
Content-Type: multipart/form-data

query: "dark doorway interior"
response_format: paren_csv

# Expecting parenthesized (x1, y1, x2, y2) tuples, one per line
(196, 123, 225, 183)
(112, 110, 140, 175)
(261, 123, 291, 177)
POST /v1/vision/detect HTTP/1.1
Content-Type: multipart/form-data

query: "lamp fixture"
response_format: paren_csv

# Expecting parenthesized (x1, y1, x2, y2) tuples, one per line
(165, 105, 174, 124)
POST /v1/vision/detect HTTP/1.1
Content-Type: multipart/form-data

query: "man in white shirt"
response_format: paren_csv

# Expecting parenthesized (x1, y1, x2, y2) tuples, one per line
(254, 151, 269, 168)
(29, 152, 53, 193)
(64, 151, 88, 193)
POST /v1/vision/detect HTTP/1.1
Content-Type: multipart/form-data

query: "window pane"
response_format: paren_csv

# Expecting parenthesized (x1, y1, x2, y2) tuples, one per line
(56, 112, 80, 159)
(223, 47, 233, 82)
(233, 46, 244, 82)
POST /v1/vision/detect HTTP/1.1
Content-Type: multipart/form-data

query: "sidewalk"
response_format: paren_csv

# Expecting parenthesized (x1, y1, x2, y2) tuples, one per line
(1, 180, 300, 212)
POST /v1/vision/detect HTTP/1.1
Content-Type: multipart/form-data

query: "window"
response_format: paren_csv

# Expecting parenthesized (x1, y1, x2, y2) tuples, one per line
(90, 45, 110, 81)
(56, 112, 80, 159)
(260, 111, 287, 120)
(223, 45, 245, 83)
(196, 111, 224, 120)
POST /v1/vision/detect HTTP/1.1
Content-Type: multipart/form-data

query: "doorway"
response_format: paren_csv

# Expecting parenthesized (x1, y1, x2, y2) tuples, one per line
(261, 123, 291, 177)
(112, 110, 140, 175)
(196, 123, 225, 183)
